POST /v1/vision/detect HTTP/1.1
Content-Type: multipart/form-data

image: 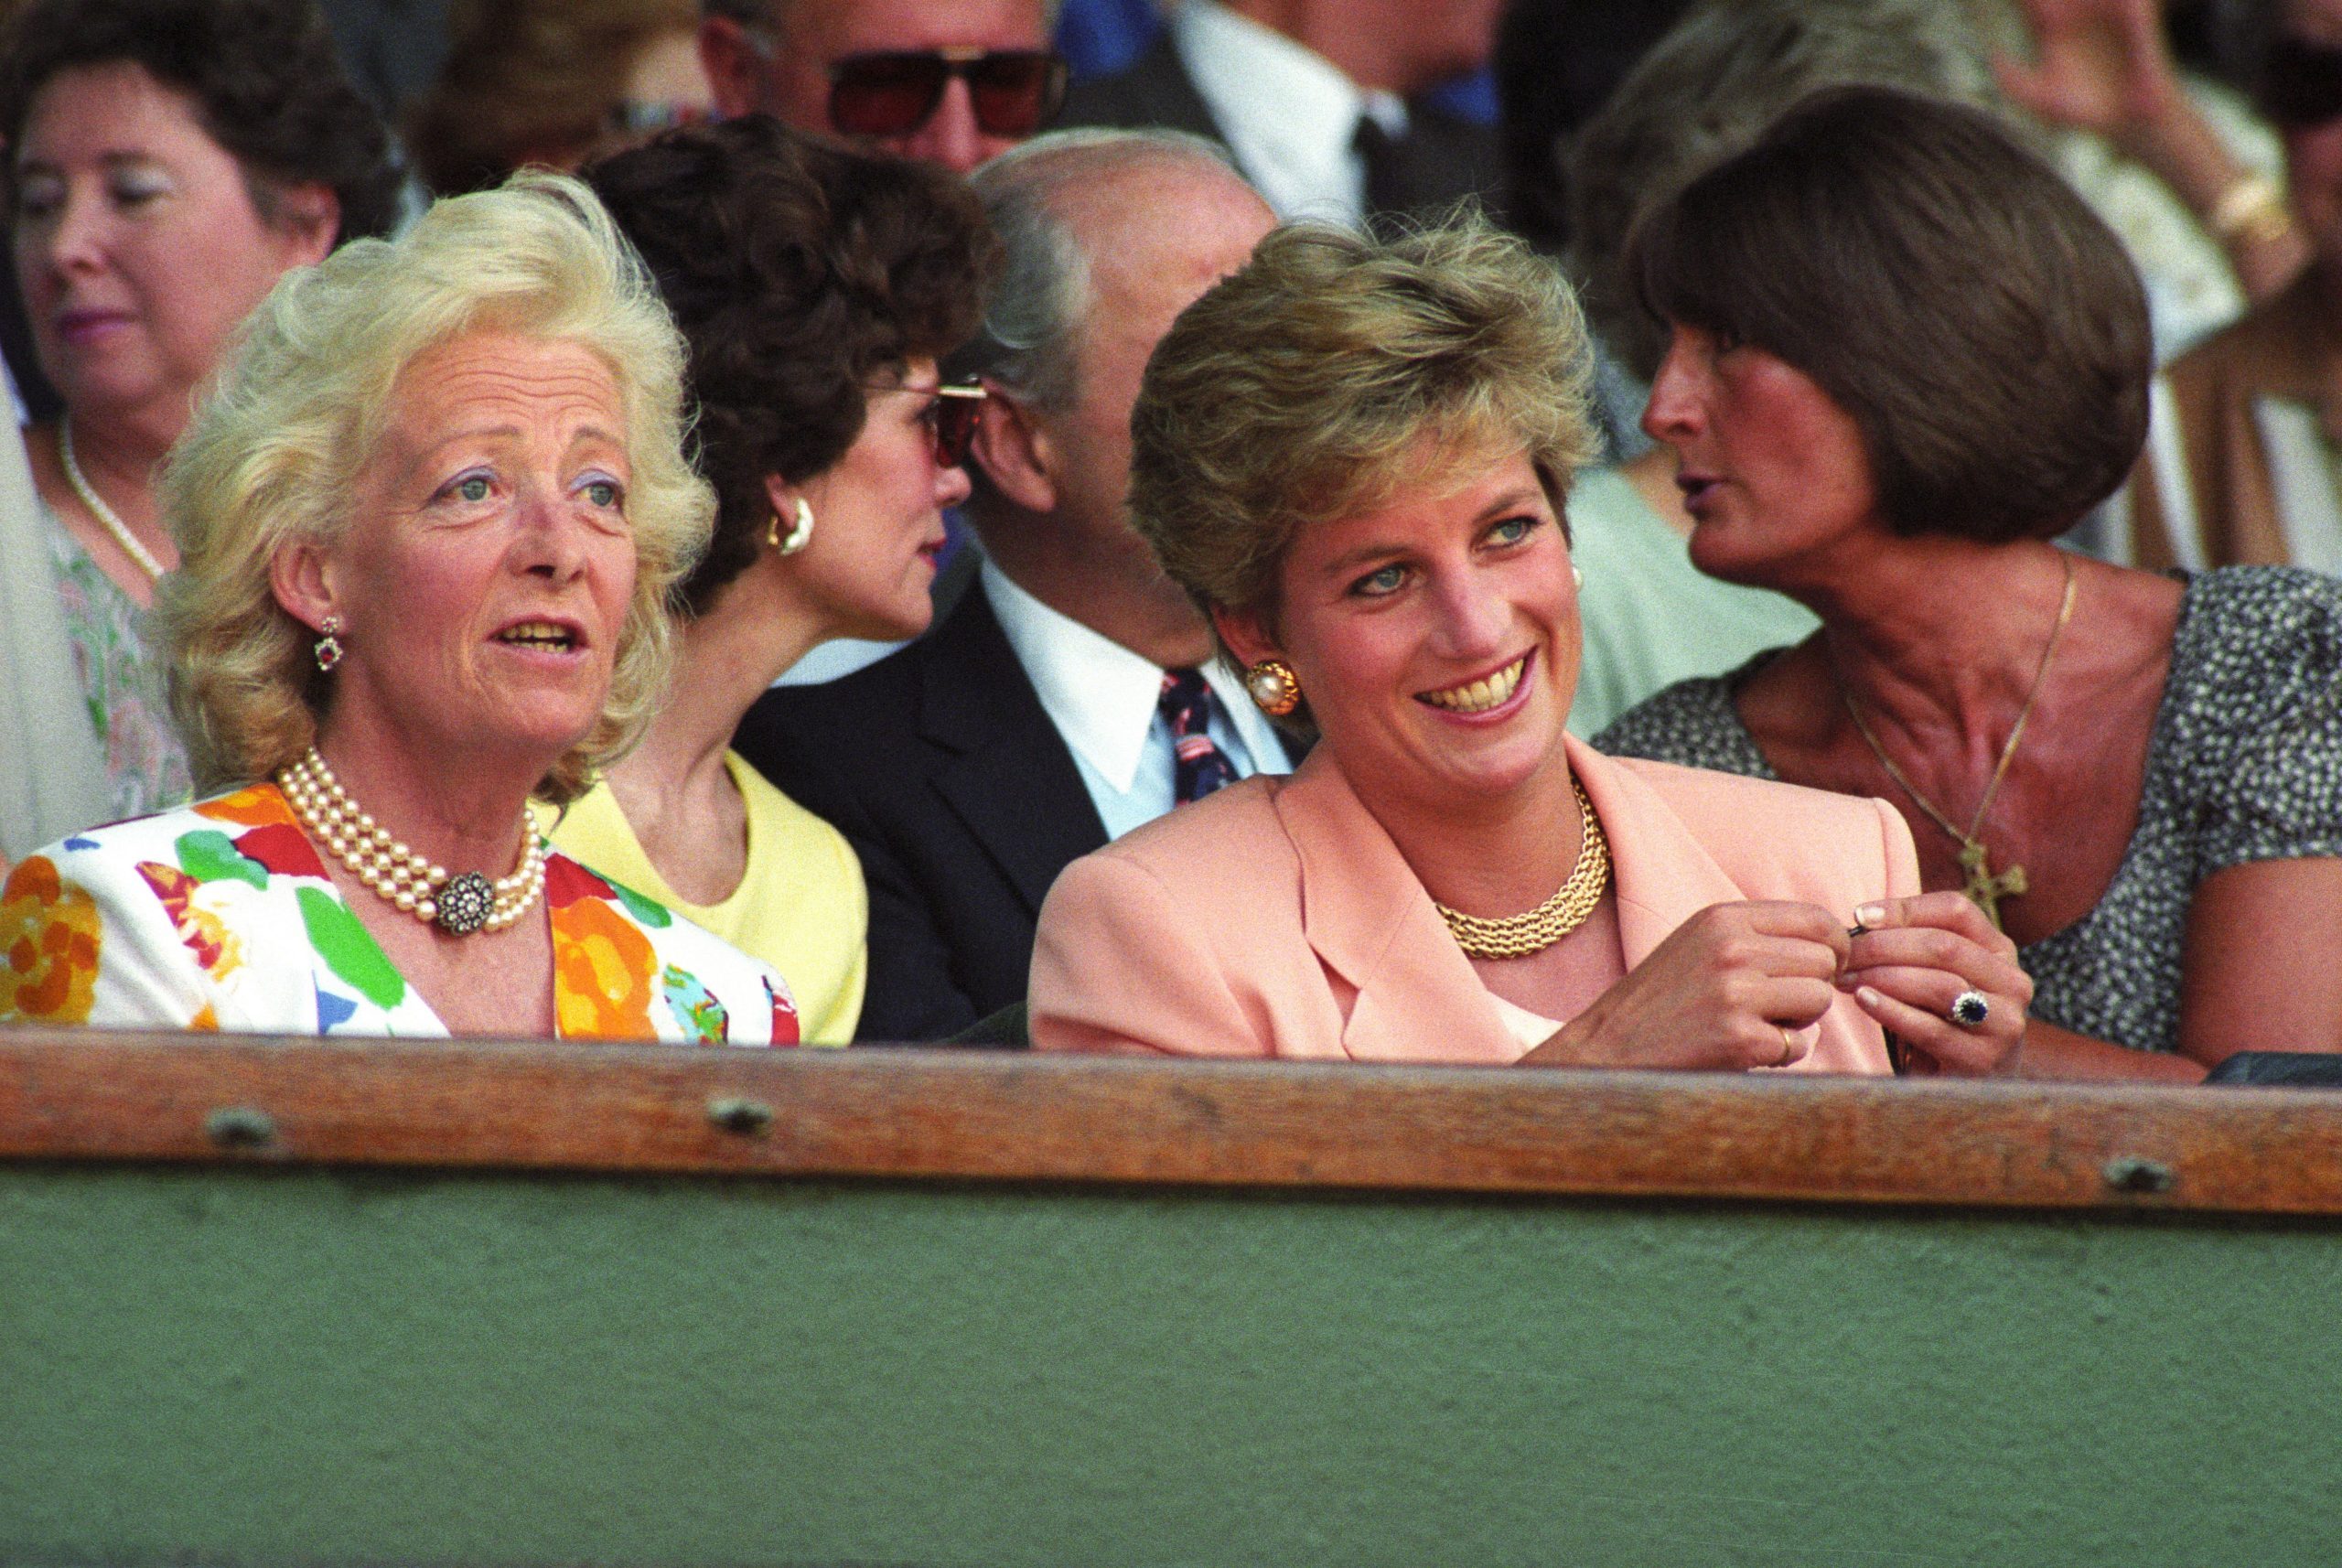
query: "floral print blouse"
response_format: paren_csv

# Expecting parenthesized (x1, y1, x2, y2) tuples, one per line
(0, 782, 800, 1044)
(38, 498, 192, 820)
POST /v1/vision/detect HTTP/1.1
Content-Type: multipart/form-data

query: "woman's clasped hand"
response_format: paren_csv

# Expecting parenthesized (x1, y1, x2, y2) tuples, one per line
(1840, 894, 2032, 1076)
(1517, 894, 2026, 1074)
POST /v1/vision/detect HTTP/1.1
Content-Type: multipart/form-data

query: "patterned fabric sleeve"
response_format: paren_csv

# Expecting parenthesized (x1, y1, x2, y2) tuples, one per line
(0, 837, 219, 1028)
(2187, 569, 2342, 875)
(544, 853, 798, 1046)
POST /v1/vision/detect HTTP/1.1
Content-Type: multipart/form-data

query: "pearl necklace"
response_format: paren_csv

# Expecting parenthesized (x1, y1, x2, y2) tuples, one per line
(59, 415, 167, 581)
(274, 748, 546, 935)
(1434, 776, 1611, 960)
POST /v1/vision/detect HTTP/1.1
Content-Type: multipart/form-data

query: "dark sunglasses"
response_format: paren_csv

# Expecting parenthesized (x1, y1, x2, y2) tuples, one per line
(2258, 34, 2342, 127)
(828, 48, 1068, 139)
(865, 381, 985, 467)
(927, 382, 987, 467)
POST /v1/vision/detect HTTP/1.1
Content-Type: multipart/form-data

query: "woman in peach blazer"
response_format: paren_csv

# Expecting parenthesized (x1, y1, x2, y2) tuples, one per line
(1034, 735, 1918, 1067)
(1027, 220, 2031, 1074)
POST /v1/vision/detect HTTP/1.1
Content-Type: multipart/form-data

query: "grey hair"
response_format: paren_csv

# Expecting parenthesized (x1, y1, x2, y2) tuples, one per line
(958, 126, 1240, 413)
(1564, 0, 2026, 381)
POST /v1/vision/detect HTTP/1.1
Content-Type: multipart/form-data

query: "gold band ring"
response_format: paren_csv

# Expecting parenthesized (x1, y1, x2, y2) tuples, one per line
(1776, 1026, 1798, 1068)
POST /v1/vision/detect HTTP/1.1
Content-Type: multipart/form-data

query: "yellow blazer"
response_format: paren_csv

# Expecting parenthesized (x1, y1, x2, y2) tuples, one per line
(1029, 735, 1918, 1070)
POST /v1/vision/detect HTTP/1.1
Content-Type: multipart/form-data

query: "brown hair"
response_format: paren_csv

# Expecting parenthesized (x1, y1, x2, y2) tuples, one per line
(584, 115, 999, 615)
(406, 0, 699, 196)
(0, 0, 400, 242)
(1130, 216, 1597, 682)
(1630, 85, 2151, 542)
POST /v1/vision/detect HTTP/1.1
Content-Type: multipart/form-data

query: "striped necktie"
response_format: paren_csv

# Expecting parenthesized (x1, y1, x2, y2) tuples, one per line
(1159, 668, 1240, 803)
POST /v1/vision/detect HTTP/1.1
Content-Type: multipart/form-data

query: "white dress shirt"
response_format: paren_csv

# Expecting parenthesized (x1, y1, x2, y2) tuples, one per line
(1171, 0, 1406, 225)
(983, 560, 1291, 842)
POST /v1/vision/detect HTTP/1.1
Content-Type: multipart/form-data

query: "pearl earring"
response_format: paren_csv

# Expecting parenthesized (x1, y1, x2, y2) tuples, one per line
(770, 498, 814, 555)
(1245, 658, 1301, 716)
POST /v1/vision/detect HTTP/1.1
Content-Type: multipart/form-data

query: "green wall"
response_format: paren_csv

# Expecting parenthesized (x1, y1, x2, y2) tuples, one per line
(3, 1163, 2336, 1566)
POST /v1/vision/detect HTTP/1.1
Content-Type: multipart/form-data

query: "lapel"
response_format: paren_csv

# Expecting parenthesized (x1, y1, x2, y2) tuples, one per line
(1563, 736, 1754, 971)
(1370, 107, 1501, 226)
(1272, 737, 1752, 1063)
(1272, 748, 1517, 1063)
(1069, 33, 1229, 145)
(918, 589, 1111, 916)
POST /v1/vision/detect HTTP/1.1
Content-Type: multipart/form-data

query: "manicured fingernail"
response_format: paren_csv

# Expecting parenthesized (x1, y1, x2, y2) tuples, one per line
(1856, 985, 1883, 1008)
(1855, 904, 1885, 927)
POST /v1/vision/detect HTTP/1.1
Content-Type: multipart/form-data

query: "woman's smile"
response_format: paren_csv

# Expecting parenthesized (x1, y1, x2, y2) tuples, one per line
(1417, 649, 1533, 715)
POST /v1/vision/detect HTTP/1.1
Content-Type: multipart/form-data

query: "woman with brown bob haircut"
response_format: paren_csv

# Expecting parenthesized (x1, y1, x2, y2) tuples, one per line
(554, 117, 1000, 1044)
(1599, 86, 2342, 1079)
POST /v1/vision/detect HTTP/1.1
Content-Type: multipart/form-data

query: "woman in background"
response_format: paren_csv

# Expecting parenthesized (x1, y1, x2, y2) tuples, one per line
(562, 119, 1000, 1042)
(0, 0, 400, 864)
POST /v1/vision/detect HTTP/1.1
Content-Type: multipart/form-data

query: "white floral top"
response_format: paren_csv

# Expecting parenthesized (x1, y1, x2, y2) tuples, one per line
(1, 782, 801, 1044)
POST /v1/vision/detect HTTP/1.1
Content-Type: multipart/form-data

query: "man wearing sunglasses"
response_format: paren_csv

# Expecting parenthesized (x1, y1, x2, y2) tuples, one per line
(736, 130, 1291, 1043)
(700, 0, 1062, 174)
(2124, 0, 2342, 575)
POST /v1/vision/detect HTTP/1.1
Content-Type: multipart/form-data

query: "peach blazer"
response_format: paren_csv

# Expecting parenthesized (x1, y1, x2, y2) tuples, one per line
(1029, 735, 1918, 1070)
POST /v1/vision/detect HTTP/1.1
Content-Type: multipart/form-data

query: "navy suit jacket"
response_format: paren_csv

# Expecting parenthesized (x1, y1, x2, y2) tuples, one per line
(1058, 32, 1501, 227)
(735, 588, 1112, 1043)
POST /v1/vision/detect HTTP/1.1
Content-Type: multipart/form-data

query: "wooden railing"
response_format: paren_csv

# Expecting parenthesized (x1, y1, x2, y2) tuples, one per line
(5, 1026, 2339, 1213)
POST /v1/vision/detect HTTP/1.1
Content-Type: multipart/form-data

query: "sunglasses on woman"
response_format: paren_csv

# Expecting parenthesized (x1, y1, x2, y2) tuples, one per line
(827, 47, 1069, 139)
(2258, 34, 2342, 127)
(924, 382, 987, 467)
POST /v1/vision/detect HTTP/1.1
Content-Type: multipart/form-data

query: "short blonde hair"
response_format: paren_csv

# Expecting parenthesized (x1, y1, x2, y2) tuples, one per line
(155, 169, 714, 807)
(1130, 216, 1599, 639)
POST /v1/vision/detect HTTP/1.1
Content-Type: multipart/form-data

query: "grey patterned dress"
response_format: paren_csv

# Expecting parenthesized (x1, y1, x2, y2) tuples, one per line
(1594, 567, 2342, 1055)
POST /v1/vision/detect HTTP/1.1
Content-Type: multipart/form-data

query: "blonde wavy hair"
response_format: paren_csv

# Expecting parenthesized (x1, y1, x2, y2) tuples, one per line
(1130, 215, 1599, 653)
(154, 170, 714, 807)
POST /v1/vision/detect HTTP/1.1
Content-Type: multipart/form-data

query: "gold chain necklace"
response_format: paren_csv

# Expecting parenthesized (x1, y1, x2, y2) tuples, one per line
(1435, 776, 1610, 960)
(1834, 553, 2077, 931)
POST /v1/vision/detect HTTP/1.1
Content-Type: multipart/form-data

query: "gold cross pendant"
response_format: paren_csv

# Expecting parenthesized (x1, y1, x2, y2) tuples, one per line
(1956, 839, 2026, 931)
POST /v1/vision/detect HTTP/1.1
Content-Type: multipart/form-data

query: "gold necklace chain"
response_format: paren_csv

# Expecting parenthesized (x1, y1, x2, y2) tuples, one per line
(1834, 552, 2077, 930)
(1435, 775, 1610, 960)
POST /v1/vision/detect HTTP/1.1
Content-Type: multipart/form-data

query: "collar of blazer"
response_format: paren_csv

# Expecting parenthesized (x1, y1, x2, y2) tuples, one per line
(1269, 735, 1751, 1063)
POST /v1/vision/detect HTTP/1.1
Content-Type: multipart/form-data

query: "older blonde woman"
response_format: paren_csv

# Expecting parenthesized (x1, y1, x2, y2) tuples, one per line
(1028, 220, 2028, 1074)
(0, 173, 799, 1044)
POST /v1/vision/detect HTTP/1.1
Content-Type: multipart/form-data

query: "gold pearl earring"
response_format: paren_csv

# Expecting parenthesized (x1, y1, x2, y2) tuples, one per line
(1245, 658, 1301, 716)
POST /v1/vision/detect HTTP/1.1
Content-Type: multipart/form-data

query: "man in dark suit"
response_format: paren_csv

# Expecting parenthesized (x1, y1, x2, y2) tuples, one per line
(735, 129, 1289, 1041)
(1058, 0, 1504, 227)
